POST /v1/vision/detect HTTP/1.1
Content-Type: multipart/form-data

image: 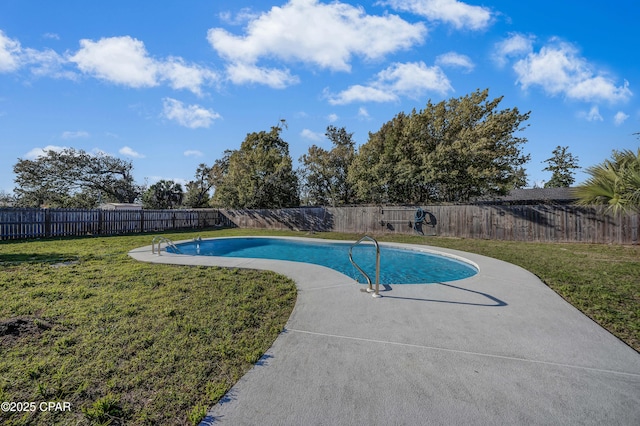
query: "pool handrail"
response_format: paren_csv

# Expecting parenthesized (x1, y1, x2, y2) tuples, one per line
(151, 236, 181, 255)
(349, 235, 382, 298)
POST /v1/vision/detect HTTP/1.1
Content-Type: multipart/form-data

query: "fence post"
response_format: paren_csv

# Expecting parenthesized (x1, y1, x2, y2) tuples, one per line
(140, 210, 144, 233)
(44, 209, 51, 238)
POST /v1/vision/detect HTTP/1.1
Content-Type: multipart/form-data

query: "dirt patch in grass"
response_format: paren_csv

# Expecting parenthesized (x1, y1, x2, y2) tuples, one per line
(0, 316, 52, 347)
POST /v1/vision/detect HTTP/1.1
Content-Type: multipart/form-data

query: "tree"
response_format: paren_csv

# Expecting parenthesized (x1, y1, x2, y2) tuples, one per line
(204, 151, 232, 207)
(573, 148, 640, 213)
(211, 125, 299, 208)
(348, 89, 530, 204)
(13, 148, 140, 207)
(348, 112, 413, 203)
(0, 190, 15, 207)
(183, 163, 214, 208)
(142, 180, 184, 209)
(543, 146, 580, 188)
(300, 125, 356, 206)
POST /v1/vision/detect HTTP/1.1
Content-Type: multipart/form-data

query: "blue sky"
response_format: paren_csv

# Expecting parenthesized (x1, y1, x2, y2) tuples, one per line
(1, 0, 638, 196)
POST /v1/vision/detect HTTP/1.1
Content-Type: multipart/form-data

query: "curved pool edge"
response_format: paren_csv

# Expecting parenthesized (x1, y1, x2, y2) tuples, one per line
(128, 235, 483, 287)
(129, 241, 355, 292)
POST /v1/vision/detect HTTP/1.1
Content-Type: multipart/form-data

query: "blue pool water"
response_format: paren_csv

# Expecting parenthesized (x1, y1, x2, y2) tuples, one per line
(171, 237, 477, 284)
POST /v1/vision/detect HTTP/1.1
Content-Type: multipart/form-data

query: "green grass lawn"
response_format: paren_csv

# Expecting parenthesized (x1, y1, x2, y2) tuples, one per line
(0, 230, 297, 425)
(1, 228, 638, 425)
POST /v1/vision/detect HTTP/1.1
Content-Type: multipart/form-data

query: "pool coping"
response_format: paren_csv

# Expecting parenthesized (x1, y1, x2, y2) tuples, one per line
(128, 236, 640, 425)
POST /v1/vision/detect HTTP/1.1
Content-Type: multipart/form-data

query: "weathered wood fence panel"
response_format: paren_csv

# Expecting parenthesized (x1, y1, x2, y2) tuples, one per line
(0, 208, 232, 240)
(220, 205, 638, 245)
(219, 208, 330, 232)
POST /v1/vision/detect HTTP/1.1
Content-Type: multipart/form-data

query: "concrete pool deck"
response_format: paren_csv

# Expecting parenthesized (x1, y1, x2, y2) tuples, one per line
(128, 237, 640, 425)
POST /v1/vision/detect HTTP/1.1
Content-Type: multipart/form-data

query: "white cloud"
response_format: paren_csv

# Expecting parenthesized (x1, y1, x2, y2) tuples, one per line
(162, 98, 221, 129)
(159, 57, 220, 96)
(327, 113, 339, 122)
(380, 0, 493, 30)
(301, 128, 324, 141)
(358, 107, 370, 119)
(23, 48, 72, 78)
(219, 8, 260, 26)
(328, 61, 452, 105)
(435, 52, 474, 73)
(0, 30, 73, 79)
(1, 31, 218, 92)
(119, 146, 145, 158)
(69, 36, 219, 95)
(492, 33, 534, 67)
(184, 150, 204, 157)
(613, 111, 629, 126)
(578, 106, 603, 122)
(379, 62, 452, 95)
(70, 36, 158, 88)
(0, 30, 23, 72)
(566, 77, 631, 104)
(61, 130, 89, 139)
(43, 33, 60, 40)
(513, 39, 632, 104)
(23, 145, 67, 160)
(587, 106, 603, 121)
(328, 84, 398, 105)
(208, 0, 425, 87)
(225, 62, 299, 88)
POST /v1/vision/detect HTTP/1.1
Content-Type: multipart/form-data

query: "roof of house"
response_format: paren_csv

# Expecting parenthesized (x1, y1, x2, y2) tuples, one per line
(500, 187, 578, 202)
(98, 203, 143, 210)
(476, 187, 579, 204)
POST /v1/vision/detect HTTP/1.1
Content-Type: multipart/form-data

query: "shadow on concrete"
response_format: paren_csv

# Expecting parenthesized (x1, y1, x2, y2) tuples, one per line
(377, 282, 507, 307)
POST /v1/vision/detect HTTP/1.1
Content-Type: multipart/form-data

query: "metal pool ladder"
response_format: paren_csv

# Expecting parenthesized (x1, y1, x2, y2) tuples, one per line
(349, 235, 382, 298)
(151, 236, 181, 255)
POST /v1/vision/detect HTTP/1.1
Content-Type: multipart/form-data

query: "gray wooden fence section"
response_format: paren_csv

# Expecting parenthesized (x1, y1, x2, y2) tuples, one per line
(0, 208, 231, 240)
(221, 205, 638, 245)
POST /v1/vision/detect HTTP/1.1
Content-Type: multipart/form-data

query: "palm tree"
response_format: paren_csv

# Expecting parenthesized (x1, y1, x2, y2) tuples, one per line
(573, 148, 640, 213)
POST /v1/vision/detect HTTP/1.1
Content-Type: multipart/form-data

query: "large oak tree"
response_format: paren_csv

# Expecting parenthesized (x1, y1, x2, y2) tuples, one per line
(13, 148, 141, 208)
(348, 89, 530, 204)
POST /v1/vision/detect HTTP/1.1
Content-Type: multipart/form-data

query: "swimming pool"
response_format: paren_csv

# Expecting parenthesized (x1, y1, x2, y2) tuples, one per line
(170, 237, 478, 284)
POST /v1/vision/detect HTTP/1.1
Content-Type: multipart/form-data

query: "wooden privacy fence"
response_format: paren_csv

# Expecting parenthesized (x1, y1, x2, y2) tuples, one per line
(2, 205, 637, 244)
(0, 208, 232, 240)
(221, 205, 639, 245)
